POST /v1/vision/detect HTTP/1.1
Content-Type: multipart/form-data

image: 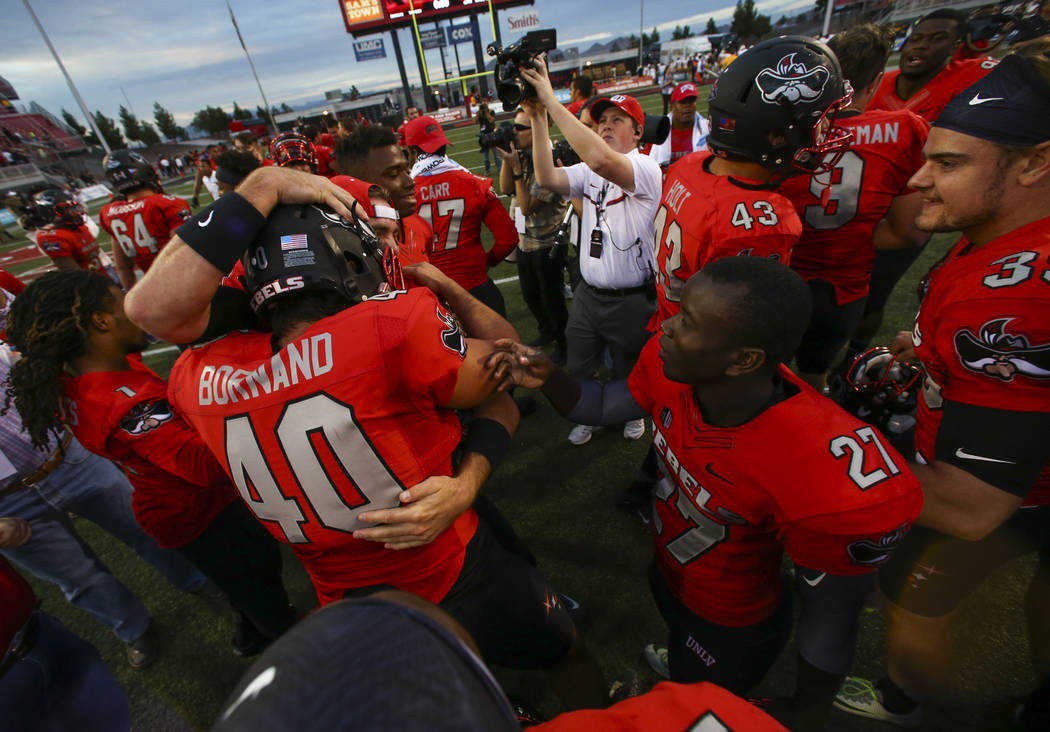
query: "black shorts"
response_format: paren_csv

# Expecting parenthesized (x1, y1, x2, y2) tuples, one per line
(468, 278, 507, 318)
(865, 247, 924, 313)
(880, 504, 1050, 617)
(795, 279, 867, 374)
(649, 565, 793, 696)
(439, 519, 575, 670)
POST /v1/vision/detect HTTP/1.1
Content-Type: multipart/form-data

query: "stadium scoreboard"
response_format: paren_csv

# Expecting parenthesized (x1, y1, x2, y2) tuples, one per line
(341, 0, 532, 35)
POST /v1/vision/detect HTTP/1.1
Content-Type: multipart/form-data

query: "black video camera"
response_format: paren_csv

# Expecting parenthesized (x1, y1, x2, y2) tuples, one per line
(487, 29, 557, 112)
(639, 114, 671, 146)
(552, 138, 580, 167)
(478, 121, 516, 151)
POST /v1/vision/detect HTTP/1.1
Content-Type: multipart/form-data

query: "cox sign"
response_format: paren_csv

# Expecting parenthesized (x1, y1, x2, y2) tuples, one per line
(446, 23, 474, 45)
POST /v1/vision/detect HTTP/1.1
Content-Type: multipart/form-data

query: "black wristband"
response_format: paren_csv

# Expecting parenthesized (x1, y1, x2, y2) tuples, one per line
(463, 418, 512, 469)
(175, 192, 266, 274)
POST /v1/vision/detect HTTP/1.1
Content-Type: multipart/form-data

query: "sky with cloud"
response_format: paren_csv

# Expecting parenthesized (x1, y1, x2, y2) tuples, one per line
(1, 0, 814, 129)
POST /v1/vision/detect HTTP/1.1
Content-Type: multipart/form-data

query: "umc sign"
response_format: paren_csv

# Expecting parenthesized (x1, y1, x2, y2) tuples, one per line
(353, 37, 387, 61)
(446, 23, 474, 45)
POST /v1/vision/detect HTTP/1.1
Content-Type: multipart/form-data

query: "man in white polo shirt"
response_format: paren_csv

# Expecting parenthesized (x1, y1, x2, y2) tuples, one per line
(647, 82, 710, 170)
(521, 56, 662, 445)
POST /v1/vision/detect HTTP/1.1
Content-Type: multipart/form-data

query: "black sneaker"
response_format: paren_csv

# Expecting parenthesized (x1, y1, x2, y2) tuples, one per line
(555, 591, 584, 624)
(126, 623, 159, 669)
(508, 696, 545, 727)
(527, 334, 555, 348)
(231, 613, 269, 657)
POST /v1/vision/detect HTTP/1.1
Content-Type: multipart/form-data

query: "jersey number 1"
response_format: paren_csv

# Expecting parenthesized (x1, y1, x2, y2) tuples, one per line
(223, 393, 404, 543)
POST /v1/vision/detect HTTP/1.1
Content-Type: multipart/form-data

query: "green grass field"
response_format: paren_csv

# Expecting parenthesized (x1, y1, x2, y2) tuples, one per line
(2, 88, 1040, 731)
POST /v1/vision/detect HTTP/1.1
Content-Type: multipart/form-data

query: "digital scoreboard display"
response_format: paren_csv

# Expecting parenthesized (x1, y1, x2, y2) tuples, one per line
(340, 0, 531, 35)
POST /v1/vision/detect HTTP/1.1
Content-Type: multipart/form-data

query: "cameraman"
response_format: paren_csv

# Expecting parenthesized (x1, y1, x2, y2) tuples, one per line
(497, 109, 570, 364)
(477, 103, 497, 175)
(520, 56, 661, 446)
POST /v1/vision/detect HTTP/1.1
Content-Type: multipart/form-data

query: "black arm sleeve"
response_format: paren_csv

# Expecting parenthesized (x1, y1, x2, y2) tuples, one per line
(934, 399, 1050, 499)
(185, 285, 257, 346)
(566, 379, 647, 426)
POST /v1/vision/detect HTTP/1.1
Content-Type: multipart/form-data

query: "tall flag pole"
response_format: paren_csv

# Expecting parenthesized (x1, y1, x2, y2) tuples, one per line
(226, 0, 279, 133)
(21, 0, 111, 154)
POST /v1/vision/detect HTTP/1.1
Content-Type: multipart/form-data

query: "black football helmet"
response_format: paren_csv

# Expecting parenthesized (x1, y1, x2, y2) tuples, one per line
(103, 150, 160, 194)
(33, 189, 84, 227)
(707, 35, 854, 175)
(242, 203, 389, 317)
(838, 347, 923, 428)
(269, 132, 317, 172)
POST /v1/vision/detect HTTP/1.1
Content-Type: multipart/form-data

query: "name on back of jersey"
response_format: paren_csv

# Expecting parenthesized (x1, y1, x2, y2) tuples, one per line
(417, 182, 451, 201)
(197, 332, 332, 406)
(851, 121, 899, 146)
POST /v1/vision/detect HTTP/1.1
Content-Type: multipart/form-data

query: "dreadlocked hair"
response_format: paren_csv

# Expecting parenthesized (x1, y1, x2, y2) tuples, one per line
(3, 270, 116, 449)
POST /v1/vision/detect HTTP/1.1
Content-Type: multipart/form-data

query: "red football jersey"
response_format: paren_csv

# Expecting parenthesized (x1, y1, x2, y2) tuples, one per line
(168, 288, 479, 605)
(35, 224, 101, 271)
(868, 58, 999, 122)
(315, 144, 335, 178)
(628, 340, 922, 626)
(536, 681, 788, 731)
(779, 109, 929, 305)
(653, 152, 801, 326)
(913, 217, 1050, 506)
(99, 193, 191, 272)
(62, 358, 234, 548)
(415, 169, 517, 290)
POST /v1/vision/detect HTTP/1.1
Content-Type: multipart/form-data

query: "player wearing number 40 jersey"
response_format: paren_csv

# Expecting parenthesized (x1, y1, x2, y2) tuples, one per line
(404, 116, 518, 315)
(139, 173, 607, 710)
(651, 35, 855, 328)
(99, 150, 191, 291)
(778, 25, 930, 391)
(495, 258, 921, 730)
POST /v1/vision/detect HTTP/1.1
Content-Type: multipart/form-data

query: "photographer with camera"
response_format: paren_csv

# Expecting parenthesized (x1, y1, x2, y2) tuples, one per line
(497, 109, 570, 364)
(476, 103, 498, 175)
(518, 55, 661, 446)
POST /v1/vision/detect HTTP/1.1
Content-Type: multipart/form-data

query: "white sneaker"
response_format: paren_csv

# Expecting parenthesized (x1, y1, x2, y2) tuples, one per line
(833, 677, 923, 727)
(623, 418, 645, 441)
(643, 644, 670, 679)
(568, 424, 600, 445)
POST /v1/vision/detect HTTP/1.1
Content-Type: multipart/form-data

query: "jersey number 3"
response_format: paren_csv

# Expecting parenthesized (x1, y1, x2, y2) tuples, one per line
(223, 393, 403, 543)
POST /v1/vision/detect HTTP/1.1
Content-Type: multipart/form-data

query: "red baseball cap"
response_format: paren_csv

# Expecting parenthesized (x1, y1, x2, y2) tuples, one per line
(671, 82, 699, 103)
(404, 116, 451, 153)
(330, 175, 398, 220)
(590, 94, 645, 130)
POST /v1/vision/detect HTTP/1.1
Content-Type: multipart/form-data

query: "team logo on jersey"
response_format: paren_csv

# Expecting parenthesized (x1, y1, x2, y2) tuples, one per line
(954, 318, 1050, 382)
(435, 306, 466, 357)
(847, 521, 911, 566)
(119, 399, 174, 436)
(755, 53, 830, 105)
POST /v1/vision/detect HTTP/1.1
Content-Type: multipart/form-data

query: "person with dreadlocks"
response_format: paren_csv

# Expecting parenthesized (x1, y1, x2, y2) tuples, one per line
(4, 270, 298, 657)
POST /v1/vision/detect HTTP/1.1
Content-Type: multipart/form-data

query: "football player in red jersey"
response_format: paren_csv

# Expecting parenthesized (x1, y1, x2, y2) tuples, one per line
(4, 269, 297, 656)
(404, 115, 518, 315)
(32, 189, 107, 275)
(778, 26, 930, 392)
(650, 35, 854, 330)
(99, 150, 193, 291)
(868, 9, 999, 124)
(124, 167, 608, 710)
(301, 124, 335, 178)
(233, 131, 274, 166)
(494, 257, 922, 730)
(336, 126, 432, 268)
(834, 42, 1050, 729)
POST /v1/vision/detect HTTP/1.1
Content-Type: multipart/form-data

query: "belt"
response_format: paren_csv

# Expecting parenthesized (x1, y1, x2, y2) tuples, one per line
(0, 430, 73, 497)
(584, 281, 650, 297)
(0, 612, 40, 679)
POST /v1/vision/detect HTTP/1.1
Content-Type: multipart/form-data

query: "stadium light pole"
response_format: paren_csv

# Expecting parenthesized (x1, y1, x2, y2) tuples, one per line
(21, 0, 111, 154)
(638, 0, 643, 72)
(225, 0, 278, 133)
(822, 0, 835, 37)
